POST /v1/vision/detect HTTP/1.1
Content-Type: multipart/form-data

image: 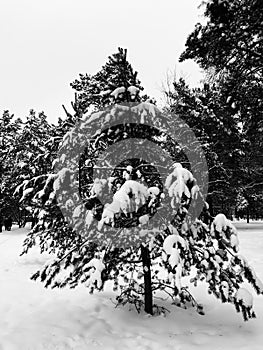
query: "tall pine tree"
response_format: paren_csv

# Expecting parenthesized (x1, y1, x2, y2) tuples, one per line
(180, 0, 263, 221)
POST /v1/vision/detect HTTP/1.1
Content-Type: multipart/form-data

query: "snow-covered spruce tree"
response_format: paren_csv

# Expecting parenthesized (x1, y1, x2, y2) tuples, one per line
(0, 111, 23, 222)
(15, 109, 83, 239)
(12, 110, 61, 226)
(19, 52, 263, 321)
(20, 96, 263, 321)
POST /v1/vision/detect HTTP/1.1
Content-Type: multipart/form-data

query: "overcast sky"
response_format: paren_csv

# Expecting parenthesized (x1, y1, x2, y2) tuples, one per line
(0, 0, 204, 124)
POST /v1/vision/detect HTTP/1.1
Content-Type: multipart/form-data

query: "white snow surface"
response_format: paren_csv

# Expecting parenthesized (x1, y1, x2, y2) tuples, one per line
(0, 221, 263, 349)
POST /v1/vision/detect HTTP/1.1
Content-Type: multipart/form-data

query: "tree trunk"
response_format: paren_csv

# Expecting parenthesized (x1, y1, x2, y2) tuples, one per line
(140, 244, 153, 315)
(246, 206, 250, 223)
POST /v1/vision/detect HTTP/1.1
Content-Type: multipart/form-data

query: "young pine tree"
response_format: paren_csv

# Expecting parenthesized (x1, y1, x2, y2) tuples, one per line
(19, 49, 263, 321)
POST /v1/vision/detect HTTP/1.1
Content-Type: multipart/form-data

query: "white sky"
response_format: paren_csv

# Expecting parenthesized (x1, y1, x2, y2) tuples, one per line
(0, 0, 204, 124)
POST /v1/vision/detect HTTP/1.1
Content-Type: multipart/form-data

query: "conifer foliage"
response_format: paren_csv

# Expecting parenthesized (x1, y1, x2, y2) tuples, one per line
(18, 48, 263, 321)
(180, 0, 263, 220)
(1, 110, 53, 225)
(71, 47, 145, 113)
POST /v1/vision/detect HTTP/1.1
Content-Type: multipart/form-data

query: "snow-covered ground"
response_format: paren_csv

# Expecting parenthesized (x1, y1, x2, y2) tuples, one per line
(0, 222, 263, 350)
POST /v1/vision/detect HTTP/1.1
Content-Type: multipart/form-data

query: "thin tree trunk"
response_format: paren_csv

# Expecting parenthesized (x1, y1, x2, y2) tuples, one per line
(246, 206, 250, 223)
(140, 244, 153, 315)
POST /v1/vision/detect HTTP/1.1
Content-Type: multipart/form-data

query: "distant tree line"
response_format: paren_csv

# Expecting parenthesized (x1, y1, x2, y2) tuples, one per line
(1, 0, 262, 225)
